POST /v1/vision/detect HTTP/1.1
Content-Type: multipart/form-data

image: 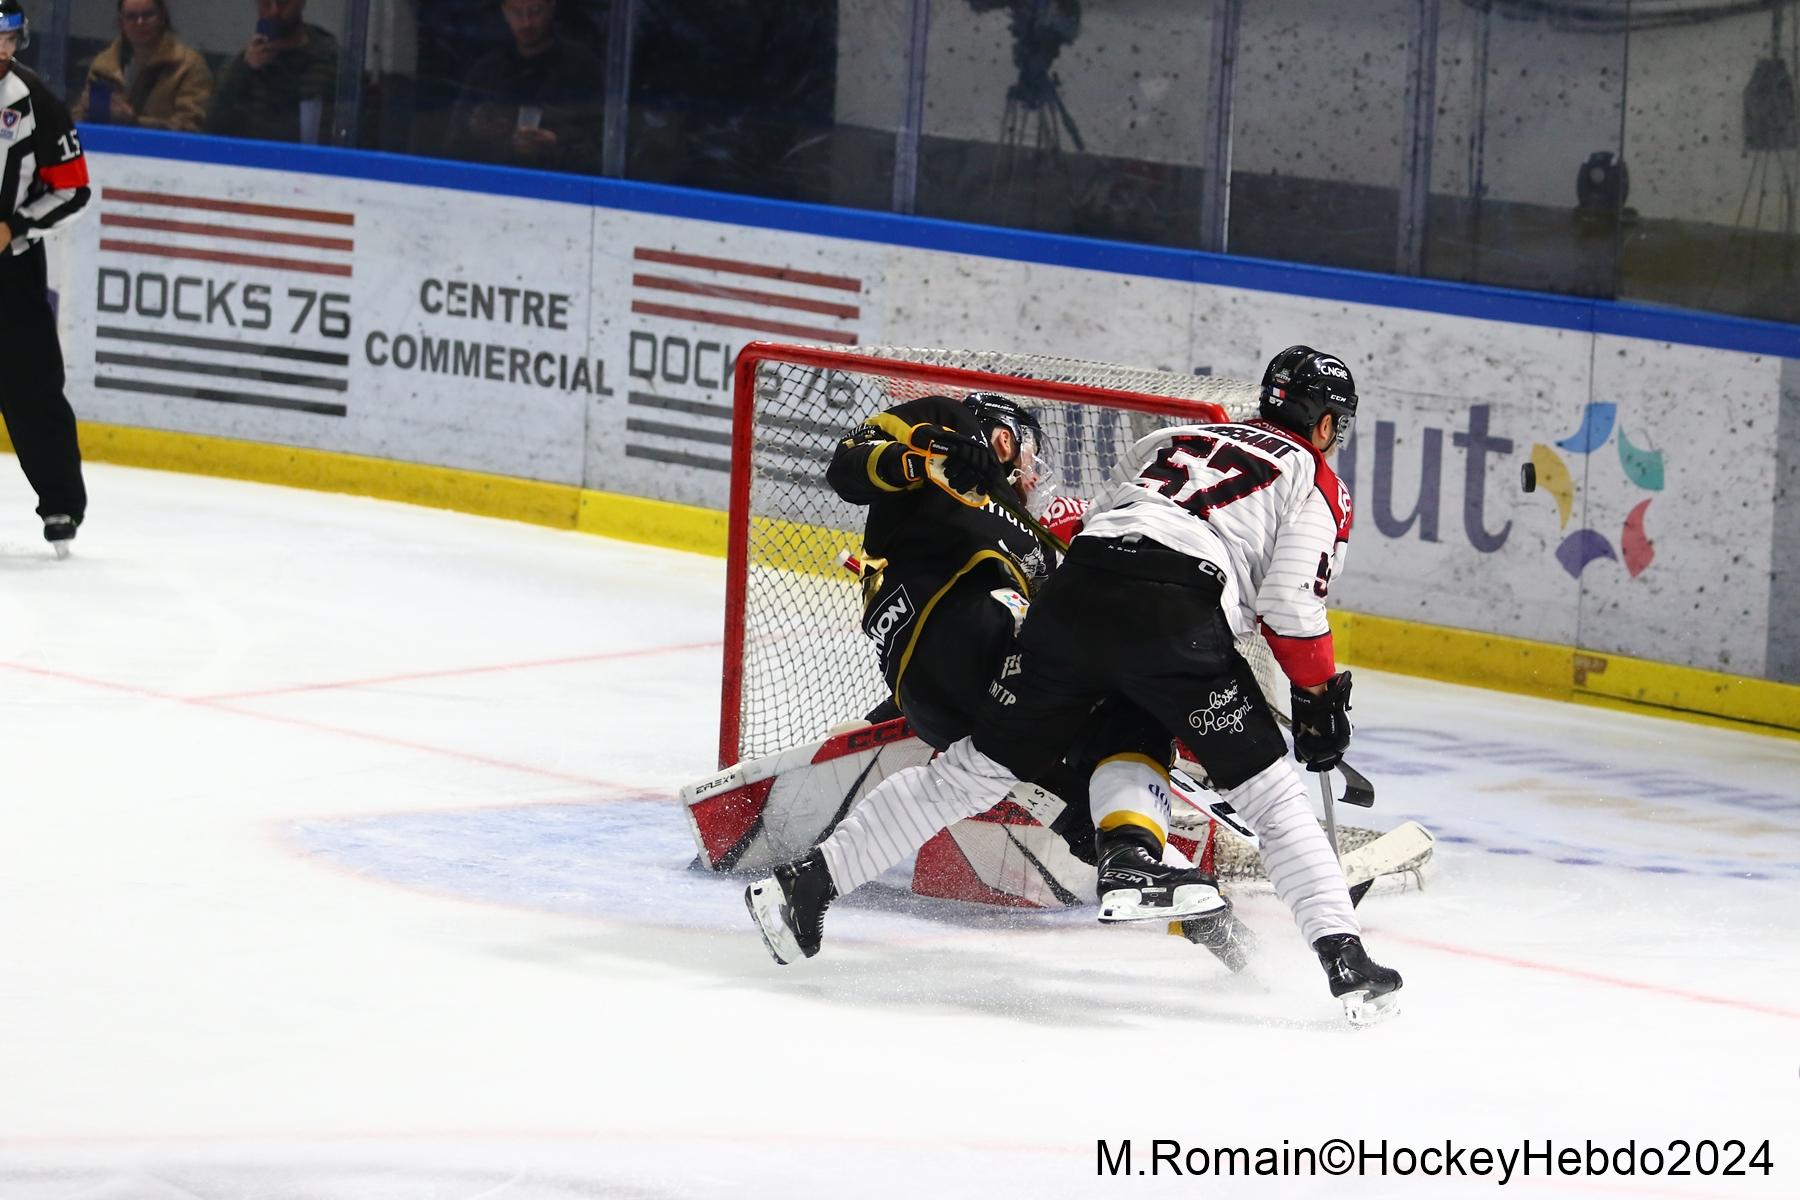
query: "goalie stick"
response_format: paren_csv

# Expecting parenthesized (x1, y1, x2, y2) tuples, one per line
(1170, 765, 1424, 908)
(922, 447, 1070, 560)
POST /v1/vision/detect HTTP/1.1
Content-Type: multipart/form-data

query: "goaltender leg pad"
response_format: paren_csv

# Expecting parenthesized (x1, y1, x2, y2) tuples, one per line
(912, 798, 1095, 909)
(681, 718, 933, 873)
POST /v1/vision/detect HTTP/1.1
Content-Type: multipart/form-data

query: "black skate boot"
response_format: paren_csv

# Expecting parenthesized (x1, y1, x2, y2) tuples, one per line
(43, 514, 79, 560)
(745, 849, 837, 965)
(1094, 825, 1224, 923)
(1175, 904, 1257, 974)
(1314, 933, 1403, 1026)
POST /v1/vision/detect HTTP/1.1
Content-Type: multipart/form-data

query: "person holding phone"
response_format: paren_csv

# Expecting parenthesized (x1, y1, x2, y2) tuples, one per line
(442, 0, 604, 173)
(74, 0, 212, 133)
(205, 0, 338, 144)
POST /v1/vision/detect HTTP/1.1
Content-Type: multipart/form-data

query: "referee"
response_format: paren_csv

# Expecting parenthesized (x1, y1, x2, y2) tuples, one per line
(0, 0, 90, 557)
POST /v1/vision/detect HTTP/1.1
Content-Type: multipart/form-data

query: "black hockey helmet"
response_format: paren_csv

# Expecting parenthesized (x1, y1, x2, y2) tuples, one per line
(963, 390, 1055, 505)
(1258, 345, 1357, 450)
(0, 1, 27, 47)
(962, 391, 1046, 466)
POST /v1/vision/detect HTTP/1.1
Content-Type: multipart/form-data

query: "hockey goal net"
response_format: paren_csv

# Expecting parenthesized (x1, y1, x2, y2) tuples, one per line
(721, 342, 1287, 770)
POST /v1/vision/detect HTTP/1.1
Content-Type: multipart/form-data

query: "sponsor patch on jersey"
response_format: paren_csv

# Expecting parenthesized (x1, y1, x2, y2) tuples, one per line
(863, 585, 916, 655)
(0, 110, 15, 141)
(1187, 682, 1252, 738)
(988, 587, 1029, 634)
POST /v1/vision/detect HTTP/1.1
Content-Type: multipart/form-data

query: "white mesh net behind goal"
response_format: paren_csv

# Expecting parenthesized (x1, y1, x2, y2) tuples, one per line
(722, 343, 1276, 768)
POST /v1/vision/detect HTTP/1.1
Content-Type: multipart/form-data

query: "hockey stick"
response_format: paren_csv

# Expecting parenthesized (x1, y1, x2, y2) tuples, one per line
(1168, 765, 1256, 843)
(923, 447, 1070, 560)
(1342, 820, 1434, 905)
(1263, 697, 1377, 810)
(1318, 770, 1340, 859)
(1337, 760, 1375, 807)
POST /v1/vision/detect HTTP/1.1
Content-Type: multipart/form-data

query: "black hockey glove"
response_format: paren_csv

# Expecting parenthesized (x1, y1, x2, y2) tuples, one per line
(870, 442, 928, 490)
(1289, 670, 1353, 772)
(923, 430, 1000, 498)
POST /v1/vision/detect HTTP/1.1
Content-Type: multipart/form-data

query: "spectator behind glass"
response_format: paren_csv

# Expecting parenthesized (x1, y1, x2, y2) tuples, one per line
(206, 0, 338, 144)
(442, 0, 604, 174)
(628, 0, 836, 201)
(73, 0, 213, 132)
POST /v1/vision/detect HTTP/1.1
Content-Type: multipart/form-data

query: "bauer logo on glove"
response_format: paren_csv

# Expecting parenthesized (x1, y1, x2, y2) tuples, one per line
(922, 429, 1000, 506)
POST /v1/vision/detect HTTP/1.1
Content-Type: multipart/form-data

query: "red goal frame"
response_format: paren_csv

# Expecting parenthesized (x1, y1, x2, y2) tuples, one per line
(719, 342, 1247, 768)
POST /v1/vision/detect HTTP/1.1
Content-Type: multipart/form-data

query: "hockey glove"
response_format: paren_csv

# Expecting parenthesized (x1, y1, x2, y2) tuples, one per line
(870, 442, 928, 490)
(922, 430, 1001, 506)
(1289, 670, 1353, 772)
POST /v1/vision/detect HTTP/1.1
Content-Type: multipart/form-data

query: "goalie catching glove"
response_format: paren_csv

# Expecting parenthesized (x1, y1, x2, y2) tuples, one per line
(1289, 670, 1353, 771)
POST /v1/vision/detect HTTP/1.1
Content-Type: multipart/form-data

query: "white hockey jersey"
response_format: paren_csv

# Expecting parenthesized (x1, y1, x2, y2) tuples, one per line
(1076, 419, 1352, 687)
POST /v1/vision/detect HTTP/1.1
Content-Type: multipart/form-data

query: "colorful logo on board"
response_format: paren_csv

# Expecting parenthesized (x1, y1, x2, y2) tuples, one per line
(1530, 403, 1662, 579)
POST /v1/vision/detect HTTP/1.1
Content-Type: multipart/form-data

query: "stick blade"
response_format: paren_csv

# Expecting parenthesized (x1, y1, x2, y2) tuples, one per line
(1337, 761, 1376, 807)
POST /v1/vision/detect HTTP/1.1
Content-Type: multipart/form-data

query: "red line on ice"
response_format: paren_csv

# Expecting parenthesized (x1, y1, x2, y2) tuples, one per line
(194, 640, 721, 701)
(0, 654, 707, 790)
(1392, 932, 1800, 1022)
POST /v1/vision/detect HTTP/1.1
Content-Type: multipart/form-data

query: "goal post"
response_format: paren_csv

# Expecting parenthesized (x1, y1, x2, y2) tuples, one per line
(720, 341, 1273, 770)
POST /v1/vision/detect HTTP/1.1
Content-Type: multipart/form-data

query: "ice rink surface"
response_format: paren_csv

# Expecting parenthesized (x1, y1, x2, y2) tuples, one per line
(2, 462, 1797, 1199)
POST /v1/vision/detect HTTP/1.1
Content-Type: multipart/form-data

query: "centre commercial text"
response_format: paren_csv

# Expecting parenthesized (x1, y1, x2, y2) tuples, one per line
(364, 278, 739, 396)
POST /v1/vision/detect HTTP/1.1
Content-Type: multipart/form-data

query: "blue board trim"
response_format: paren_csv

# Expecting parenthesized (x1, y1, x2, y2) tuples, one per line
(79, 125, 1800, 360)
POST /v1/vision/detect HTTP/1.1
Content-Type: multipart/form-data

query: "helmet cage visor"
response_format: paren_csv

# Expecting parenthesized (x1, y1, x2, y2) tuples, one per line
(973, 401, 1056, 510)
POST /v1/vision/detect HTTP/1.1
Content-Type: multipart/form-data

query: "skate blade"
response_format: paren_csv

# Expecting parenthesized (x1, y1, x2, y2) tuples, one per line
(1342, 987, 1402, 1027)
(1098, 882, 1225, 923)
(744, 880, 800, 966)
(1173, 914, 1256, 974)
(51, 542, 72, 560)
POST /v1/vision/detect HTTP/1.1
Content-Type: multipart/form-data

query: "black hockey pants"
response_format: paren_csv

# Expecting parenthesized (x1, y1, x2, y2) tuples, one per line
(886, 577, 1019, 751)
(973, 535, 1290, 792)
(0, 242, 86, 522)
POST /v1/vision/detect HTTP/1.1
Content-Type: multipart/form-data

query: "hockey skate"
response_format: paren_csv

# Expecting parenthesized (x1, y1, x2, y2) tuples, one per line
(1094, 825, 1225, 923)
(43, 514, 78, 560)
(744, 849, 836, 965)
(1175, 905, 1257, 974)
(1314, 933, 1403, 1026)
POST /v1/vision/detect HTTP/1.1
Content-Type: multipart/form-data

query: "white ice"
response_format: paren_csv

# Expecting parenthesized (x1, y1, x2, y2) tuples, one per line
(2, 462, 1796, 1199)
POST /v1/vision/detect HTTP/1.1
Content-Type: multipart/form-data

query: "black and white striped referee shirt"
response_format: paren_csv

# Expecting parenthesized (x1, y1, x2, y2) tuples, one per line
(0, 62, 89, 255)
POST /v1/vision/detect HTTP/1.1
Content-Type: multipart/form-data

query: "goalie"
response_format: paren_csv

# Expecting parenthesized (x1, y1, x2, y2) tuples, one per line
(825, 389, 1063, 747)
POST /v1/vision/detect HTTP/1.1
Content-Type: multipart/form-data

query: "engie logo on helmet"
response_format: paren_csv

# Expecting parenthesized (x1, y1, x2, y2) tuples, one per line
(1316, 360, 1350, 380)
(863, 586, 916, 654)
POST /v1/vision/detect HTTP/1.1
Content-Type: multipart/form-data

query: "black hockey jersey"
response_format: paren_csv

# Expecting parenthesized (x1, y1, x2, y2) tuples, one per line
(827, 395, 1048, 678)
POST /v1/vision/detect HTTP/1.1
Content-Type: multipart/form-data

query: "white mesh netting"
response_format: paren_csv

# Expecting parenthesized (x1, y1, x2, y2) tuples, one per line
(725, 344, 1276, 765)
